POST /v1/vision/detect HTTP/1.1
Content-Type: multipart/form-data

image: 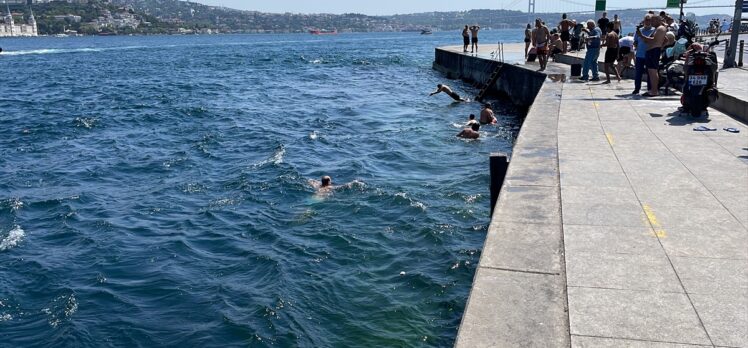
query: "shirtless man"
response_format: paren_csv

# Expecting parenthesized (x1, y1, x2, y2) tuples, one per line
(457, 123, 480, 139)
(429, 84, 466, 102)
(532, 18, 551, 71)
(479, 103, 497, 124)
(462, 25, 470, 52)
(558, 13, 574, 53)
(469, 25, 480, 53)
(309, 175, 334, 196)
(637, 15, 667, 96)
(602, 22, 621, 83)
(612, 14, 622, 33)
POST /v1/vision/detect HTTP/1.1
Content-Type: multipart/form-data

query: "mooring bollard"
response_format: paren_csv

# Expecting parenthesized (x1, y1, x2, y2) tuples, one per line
(739, 40, 744, 67)
(489, 153, 509, 217)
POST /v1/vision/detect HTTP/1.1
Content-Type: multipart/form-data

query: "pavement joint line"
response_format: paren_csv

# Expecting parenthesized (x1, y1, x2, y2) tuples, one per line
(599, 90, 718, 347)
(566, 285, 686, 294)
(571, 333, 716, 347)
(480, 265, 561, 276)
(555, 81, 573, 348)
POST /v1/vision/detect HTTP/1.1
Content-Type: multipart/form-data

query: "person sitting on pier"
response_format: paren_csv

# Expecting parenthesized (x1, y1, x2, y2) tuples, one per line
(480, 104, 497, 125)
(457, 123, 481, 139)
(549, 34, 564, 61)
(429, 84, 466, 102)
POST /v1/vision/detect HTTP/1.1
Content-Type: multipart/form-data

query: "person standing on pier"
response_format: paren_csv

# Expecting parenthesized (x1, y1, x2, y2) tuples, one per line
(532, 18, 551, 71)
(637, 14, 667, 97)
(469, 24, 480, 53)
(613, 14, 622, 33)
(632, 15, 654, 94)
(580, 20, 602, 81)
(598, 12, 610, 40)
(558, 14, 574, 53)
(462, 25, 470, 53)
(602, 22, 621, 83)
(524, 24, 532, 58)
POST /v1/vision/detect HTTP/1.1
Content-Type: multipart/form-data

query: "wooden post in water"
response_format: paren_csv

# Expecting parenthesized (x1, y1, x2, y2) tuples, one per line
(489, 153, 509, 217)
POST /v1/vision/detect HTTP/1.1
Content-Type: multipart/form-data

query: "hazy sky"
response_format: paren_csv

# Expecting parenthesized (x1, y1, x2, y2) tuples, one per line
(195, 0, 735, 15)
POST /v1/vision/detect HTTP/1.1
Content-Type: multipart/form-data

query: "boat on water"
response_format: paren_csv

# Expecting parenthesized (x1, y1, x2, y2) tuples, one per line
(421, 29, 433, 35)
(309, 29, 337, 35)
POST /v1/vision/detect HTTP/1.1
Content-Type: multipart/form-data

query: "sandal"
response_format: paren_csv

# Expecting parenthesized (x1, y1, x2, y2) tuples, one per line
(723, 127, 740, 133)
(693, 126, 717, 131)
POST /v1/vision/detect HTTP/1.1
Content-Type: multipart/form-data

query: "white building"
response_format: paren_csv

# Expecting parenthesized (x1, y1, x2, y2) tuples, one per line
(0, 6, 38, 37)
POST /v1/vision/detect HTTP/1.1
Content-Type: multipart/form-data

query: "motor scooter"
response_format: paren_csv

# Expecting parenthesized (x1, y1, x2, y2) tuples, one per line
(680, 36, 722, 117)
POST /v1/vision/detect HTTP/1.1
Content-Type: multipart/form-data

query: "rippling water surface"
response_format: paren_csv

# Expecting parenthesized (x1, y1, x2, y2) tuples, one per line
(0, 31, 522, 346)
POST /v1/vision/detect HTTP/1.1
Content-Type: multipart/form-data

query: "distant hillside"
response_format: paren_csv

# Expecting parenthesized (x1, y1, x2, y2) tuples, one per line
(111, 0, 402, 32)
(387, 8, 731, 30)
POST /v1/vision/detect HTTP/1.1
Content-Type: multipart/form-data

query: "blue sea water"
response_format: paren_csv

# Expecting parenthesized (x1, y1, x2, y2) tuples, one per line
(0, 31, 523, 347)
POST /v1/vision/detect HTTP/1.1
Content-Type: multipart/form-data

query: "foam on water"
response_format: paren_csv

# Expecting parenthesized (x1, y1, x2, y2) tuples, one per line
(0, 226, 25, 252)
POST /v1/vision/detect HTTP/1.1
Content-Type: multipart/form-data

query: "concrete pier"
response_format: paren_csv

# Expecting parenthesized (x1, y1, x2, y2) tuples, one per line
(435, 44, 748, 347)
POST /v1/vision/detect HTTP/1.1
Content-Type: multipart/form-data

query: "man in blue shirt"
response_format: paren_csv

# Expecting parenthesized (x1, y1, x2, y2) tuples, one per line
(580, 20, 602, 81)
(633, 15, 654, 94)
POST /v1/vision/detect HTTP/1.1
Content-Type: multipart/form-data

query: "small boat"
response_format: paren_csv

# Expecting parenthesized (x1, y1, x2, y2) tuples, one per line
(421, 29, 433, 35)
(309, 29, 337, 35)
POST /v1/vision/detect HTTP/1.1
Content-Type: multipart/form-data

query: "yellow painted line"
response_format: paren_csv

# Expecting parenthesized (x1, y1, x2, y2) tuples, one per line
(642, 204, 667, 238)
(606, 132, 614, 145)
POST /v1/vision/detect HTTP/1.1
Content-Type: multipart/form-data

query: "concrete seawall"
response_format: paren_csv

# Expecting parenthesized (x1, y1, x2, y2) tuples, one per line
(432, 48, 546, 110)
(435, 44, 747, 348)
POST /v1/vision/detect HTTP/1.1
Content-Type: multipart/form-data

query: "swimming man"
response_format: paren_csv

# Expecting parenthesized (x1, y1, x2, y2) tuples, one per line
(457, 123, 481, 139)
(429, 84, 466, 102)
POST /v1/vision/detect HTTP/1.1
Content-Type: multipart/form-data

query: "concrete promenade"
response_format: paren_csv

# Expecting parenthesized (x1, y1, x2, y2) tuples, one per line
(436, 44, 748, 347)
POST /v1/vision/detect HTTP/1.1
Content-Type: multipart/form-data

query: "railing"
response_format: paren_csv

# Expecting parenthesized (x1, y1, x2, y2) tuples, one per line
(490, 41, 505, 62)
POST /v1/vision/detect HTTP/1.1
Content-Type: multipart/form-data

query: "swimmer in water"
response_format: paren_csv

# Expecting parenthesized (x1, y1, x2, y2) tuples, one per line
(479, 103, 497, 125)
(429, 84, 466, 102)
(308, 175, 362, 198)
(457, 123, 481, 139)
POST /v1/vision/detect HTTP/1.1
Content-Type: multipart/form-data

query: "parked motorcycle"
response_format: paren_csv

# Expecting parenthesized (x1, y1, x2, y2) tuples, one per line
(680, 36, 722, 117)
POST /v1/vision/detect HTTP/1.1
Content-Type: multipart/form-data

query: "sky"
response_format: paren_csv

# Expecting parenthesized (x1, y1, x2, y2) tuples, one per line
(196, 0, 735, 15)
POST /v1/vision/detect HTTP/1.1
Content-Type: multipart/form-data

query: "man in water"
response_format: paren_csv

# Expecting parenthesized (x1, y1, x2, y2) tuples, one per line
(470, 24, 480, 53)
(429, 84, 466, 102)
(466, 113, 478, 126)
(479, 103, 497, 124)
(457, 123, 480, 139)
(532, 18, 551, 71)
(558, 13, 574, 53)
(462, 25, 470, 53)
(637, 14, 667, 97)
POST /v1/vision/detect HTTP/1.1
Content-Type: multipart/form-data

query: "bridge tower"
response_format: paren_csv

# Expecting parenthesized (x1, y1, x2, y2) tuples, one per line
(528, 0, 536, 14)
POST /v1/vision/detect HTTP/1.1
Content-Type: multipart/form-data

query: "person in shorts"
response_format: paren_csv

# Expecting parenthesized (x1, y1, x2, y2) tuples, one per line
(559, 13, 574, 52)
(524, 23, 532, 58)
(470, 25, 480, 53)
(602, 22, 621, 83)
(617, 33, 635, 76)
(462, 25, 470, 52)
